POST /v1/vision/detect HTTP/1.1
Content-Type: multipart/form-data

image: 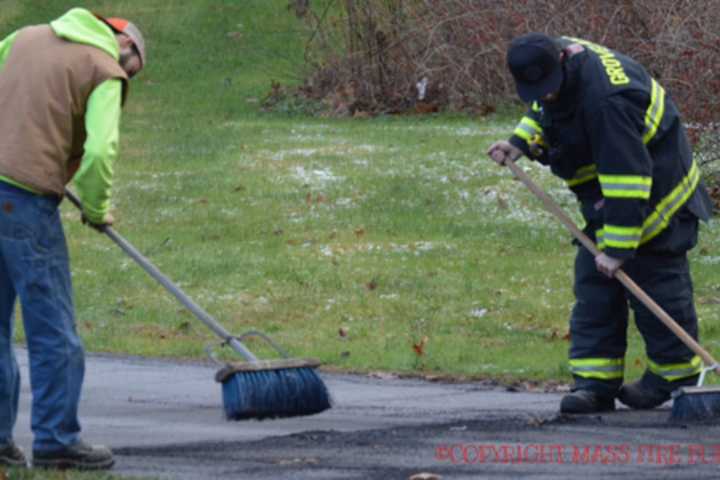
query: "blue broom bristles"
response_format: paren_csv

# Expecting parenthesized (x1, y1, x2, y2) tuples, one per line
(670, 387, 720, 422)
(221, 367, 331, 420)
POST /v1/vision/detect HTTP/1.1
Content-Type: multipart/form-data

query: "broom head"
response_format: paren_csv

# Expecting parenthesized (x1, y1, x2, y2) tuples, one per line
(215, 358, 331, 420)
(670, 386, 720, 422)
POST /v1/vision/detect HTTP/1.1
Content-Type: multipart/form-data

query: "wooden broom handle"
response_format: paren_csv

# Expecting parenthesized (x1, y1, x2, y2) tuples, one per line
(504, 159, 719, 370)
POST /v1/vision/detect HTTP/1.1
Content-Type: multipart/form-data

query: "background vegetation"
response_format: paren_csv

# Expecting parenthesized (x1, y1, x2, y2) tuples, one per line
(290, 0, 720, 180)
(3, 0, 719, 392)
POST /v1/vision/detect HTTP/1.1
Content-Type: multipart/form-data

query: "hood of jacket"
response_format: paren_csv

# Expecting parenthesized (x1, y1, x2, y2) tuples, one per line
(50, 8, 118, 61)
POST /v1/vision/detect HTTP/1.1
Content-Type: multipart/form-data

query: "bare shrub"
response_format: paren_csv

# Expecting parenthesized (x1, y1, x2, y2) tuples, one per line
(293, 0, 720, 183)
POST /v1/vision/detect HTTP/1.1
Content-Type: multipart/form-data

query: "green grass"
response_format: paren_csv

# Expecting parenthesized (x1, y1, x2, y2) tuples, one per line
(5, 0, 720, 392)
(0, 468, 148, 480)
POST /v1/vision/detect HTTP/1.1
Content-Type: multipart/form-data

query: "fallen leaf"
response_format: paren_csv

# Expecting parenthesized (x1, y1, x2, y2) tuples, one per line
(413, 336, 429, 356)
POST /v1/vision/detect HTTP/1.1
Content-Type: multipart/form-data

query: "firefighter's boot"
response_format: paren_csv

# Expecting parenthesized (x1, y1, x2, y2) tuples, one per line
(560, 389, 615, 414)
(618, 371, 699, 410)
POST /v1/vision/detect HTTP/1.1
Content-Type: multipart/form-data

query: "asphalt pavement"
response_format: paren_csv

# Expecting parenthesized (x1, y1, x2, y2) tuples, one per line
(10, 348, 720, 479)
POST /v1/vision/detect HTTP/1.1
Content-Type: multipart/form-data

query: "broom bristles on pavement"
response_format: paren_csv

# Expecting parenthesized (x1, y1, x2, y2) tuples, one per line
(670, 386, 720, 422)
(217, 361, 331, 420)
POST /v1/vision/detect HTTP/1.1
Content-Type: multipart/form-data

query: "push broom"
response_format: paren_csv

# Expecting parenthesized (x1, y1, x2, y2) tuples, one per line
(493, 153, 720, 422)
(65, 189, 331, 420)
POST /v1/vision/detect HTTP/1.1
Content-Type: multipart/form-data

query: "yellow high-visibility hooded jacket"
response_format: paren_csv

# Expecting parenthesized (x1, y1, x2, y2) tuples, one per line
(0, 8, 128, 224)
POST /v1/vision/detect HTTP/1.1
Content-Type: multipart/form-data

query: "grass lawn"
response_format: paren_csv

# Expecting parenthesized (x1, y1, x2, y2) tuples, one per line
(4, 0, 720, 392)
(0, 468, 147, 480)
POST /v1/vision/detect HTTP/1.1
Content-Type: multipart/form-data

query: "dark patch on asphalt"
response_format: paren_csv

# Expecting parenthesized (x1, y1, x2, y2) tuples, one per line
(550, 408, 720, 429)
(115, 414, 553, 456)
(114, 411, 720, 479)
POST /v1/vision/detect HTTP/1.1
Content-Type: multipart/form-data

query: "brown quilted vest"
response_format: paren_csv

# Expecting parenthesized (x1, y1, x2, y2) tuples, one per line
(0, 25, 128, 195)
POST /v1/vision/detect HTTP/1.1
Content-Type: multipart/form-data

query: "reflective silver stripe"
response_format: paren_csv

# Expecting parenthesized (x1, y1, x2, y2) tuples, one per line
(643, 79, 665, 144)
(570, 365, 623, 373)
(567, 164, 597, 187)
(603, 231, 641, 246)
(640, 161, 700, 244)
(601, 183, 651, 197)
(648, 355, 702, 381)
(515, 122, 537, 140)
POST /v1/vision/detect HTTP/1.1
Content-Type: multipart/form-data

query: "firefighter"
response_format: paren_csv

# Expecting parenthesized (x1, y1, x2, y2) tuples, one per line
(488, 33, 713, 414)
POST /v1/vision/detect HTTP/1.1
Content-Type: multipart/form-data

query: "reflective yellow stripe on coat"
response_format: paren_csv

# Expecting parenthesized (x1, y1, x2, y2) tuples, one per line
(513, 116, 543, 142)
(567, 164, 598, 188)
(640, 160, 700, 244)
(599, 174, 652, 199)
(643, 78, 666, 144)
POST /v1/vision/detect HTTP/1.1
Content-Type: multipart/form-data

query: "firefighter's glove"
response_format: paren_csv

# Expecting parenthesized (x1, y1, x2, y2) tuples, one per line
(487, 140, 522, 166)
(595, 253, 624, 278)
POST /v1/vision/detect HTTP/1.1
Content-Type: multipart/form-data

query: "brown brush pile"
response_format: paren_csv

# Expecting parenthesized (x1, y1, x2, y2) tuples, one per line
(276, 0, 720, 197)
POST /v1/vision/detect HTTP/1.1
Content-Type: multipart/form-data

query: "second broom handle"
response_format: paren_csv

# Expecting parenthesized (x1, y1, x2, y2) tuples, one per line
(505, 160, 718, 369)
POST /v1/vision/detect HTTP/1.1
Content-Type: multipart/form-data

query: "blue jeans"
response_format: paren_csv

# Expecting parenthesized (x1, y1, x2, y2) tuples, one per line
(0, 181, 84, 452)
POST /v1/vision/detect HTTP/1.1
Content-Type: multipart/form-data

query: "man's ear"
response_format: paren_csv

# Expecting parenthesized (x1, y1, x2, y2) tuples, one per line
(116, 33, 133, 50)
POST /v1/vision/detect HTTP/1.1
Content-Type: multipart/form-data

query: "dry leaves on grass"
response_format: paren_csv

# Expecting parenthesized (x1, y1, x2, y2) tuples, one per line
(413, 336, 429, 356)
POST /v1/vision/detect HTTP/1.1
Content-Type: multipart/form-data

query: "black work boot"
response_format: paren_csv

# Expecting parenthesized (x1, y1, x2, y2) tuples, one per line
(33, 440, 114, 470)
(0, 441, 27, 468)
(618, 371, 699, 410)
(560, 389, 616, 414)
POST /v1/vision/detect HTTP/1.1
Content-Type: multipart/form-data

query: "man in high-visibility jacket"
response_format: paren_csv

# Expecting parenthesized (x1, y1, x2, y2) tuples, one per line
(488, 33, 713, 414)
(0, 8, 145, 469)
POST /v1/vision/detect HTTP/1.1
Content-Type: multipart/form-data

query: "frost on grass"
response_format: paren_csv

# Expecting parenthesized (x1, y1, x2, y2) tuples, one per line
(293, 166, 343, 186)
(381, 123, 510, 137)
(464, 162, 580, 231)
(267, 143, 380, 163)
(316, 241, 454, 259)
(699, 256, 720, 265)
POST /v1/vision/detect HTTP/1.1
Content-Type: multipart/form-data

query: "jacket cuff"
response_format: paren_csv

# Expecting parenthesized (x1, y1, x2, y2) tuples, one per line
(509, 135, 531, 157)
(602, 247, 636, 261)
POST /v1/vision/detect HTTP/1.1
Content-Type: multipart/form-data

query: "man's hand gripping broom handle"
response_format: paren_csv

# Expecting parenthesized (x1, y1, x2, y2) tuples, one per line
(499, 157, 719, 374)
